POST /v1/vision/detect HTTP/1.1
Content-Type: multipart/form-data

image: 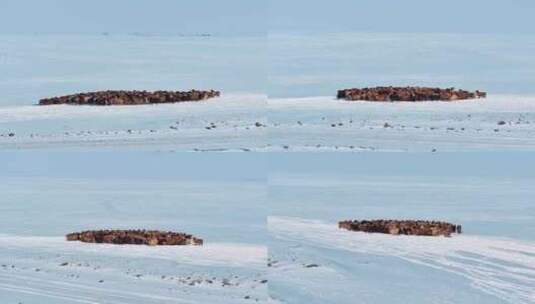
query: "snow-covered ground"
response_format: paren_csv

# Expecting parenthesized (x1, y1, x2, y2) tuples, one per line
(2, 152, 534, 304)
(0, 153, 269, 303)
(2, 94, 535, 151)
(265, 32, 535, 152)
(0, 93, 266, 151)
(269, 217, 535, 304)
(0, 237, 266, 304)
(0, 33, 267, 151)
(267, 153, 535, 304)
(267, 94, 535, 152)
(2, 31, 534, 304)
(2, 33, 535, 151)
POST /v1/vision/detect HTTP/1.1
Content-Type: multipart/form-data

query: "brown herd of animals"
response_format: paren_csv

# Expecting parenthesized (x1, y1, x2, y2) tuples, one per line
(66, 229, 203, 246)
(337, 86, 486, 102)
(338, 219, 462, 237)
(37, 86, 486, 105)
(39, 90, 220, 105)
(64, 219, 462, 249)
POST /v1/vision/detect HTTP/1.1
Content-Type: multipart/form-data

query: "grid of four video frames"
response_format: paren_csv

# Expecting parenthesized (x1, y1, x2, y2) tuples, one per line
(1, 1, 534, 303)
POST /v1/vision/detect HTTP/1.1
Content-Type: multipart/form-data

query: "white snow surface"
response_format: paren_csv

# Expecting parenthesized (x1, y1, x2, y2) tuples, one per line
(0, 162, 269, 304)
(267, 155, 535, 304)
(0, 236, 265, 268)
(0, 236, 267, 304)
(1, 94, 534, 151)
(0, 93, 266, 151)
(267, 94, 535, 152)
(269, 216, 535, 304)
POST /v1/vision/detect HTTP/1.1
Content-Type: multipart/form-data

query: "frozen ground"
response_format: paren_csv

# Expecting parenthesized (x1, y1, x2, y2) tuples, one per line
(267, 94, 535, 152)
(1, 94, 535, 151)
(0, 237, 266, 304)
(267, 153, 535, 304)
(0, 93, 266, 151)
(0, 153, 269, 303)
(269, 217, 535, 304)
(266, 32, 535, 151)
(2, 33, 535, 151)
(0, 33, 267, 151)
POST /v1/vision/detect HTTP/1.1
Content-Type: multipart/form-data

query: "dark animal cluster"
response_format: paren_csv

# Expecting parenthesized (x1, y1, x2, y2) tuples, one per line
(338, 219, 461, 237)
(39, 90, 220, 105)
(337, 87, 486, 102)
(66, 229, 203, 246)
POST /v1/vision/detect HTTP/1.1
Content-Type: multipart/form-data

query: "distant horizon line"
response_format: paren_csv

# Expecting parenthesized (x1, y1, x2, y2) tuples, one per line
(0, 31, 265, 37)
(2, 30, 534, 37)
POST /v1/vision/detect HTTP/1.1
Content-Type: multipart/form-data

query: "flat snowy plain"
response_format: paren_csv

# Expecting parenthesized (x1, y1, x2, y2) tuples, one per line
(0, 153, 269, 303)
(2, 94, 535, 151)
(268, 94, 535, 152)
(268, 153, 535, 304)
(2, 32, 534, 303)
(2, 33, 535, 152)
